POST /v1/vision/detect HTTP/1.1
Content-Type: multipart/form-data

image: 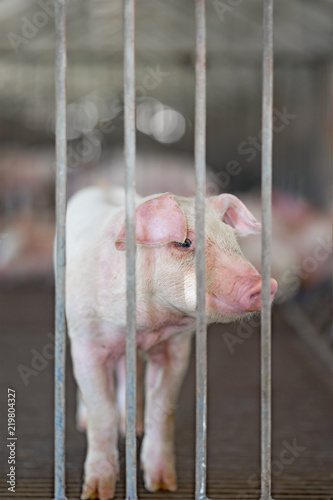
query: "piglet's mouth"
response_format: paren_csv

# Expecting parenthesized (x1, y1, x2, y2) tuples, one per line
(206, 293, 248, 317)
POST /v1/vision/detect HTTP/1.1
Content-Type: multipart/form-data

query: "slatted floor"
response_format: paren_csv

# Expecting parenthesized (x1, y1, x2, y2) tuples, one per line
(0, 283, 332, 499)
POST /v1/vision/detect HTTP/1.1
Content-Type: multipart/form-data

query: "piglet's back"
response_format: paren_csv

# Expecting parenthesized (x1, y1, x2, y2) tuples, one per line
(66, 186, 126, 260)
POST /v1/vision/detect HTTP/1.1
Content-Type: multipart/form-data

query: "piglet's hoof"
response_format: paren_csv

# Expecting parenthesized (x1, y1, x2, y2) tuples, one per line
(81, 475, 115, 500)
(81, 457, 119, 500)
(141, 440, 177, 492)
(143, 462, 177, 493)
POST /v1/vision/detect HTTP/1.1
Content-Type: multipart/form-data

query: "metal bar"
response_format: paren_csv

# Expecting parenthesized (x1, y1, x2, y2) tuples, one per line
(260, 1, 274, 499)
(124, 1, 137, 499)
(194, 2, 209, 500)
(54, 1, 67, 500)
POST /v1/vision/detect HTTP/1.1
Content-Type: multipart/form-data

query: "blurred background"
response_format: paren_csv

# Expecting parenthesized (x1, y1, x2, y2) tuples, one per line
(0, 0, 332, 288)
(0, 1, 332, 499)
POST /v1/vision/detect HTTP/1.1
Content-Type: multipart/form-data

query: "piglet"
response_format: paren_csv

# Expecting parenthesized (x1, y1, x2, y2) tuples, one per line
(65, 186, 277, 500)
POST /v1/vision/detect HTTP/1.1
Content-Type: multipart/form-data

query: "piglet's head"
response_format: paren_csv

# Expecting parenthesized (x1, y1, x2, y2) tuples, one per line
(115, 193, 187, 250)
(114, 191, 277, 326)
(206, 193, 277, 322)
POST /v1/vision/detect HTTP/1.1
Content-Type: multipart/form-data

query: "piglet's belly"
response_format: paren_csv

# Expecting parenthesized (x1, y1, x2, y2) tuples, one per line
(83, 317, 196, 359)
(136, 325, 195, 351)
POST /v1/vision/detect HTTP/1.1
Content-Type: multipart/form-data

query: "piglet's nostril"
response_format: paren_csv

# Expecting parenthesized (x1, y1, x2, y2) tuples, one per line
(248, 280, 262, 301)
(250, 291, 260, 302)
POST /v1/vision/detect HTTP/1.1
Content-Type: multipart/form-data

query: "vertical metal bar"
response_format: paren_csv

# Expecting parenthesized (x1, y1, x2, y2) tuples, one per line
(260, 1, 274, 499)
(124, 1, 137, 499)
(195, 2, 209, 500)
(54, 1, 67, 500)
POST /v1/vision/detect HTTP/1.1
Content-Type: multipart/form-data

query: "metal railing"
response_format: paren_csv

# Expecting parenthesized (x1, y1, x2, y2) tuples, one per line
(260, 1, 274, 499)
(53, 1, 275, 499)
(194, 1, 209, 500)
(54, 1, 67, 499)
(123, 1, 138, 499)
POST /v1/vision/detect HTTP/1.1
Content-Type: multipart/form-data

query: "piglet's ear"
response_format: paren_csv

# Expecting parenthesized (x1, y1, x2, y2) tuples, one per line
(208, 193, 261, 237)
(115, 193, 187, 250)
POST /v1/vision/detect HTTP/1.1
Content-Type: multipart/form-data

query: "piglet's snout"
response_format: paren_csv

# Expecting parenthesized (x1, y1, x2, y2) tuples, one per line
(239, 278, 278, 312)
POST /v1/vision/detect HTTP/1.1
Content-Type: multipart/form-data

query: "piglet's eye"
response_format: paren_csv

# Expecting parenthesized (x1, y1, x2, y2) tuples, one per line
(177, 238, 193, 248)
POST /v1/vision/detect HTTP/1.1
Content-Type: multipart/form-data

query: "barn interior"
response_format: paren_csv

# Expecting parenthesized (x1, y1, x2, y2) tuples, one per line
(0, 1, 332, 499)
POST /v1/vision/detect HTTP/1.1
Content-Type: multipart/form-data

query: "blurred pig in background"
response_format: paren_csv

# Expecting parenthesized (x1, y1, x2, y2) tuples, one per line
(238, 191, 333, 303)
(0, 151, 54, 282)
(0, 150, 196, 282)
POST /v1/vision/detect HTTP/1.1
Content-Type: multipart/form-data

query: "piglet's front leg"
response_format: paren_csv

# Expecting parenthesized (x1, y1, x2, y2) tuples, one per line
(71, 340, 119, 500)
(141, 334, 192, 492)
